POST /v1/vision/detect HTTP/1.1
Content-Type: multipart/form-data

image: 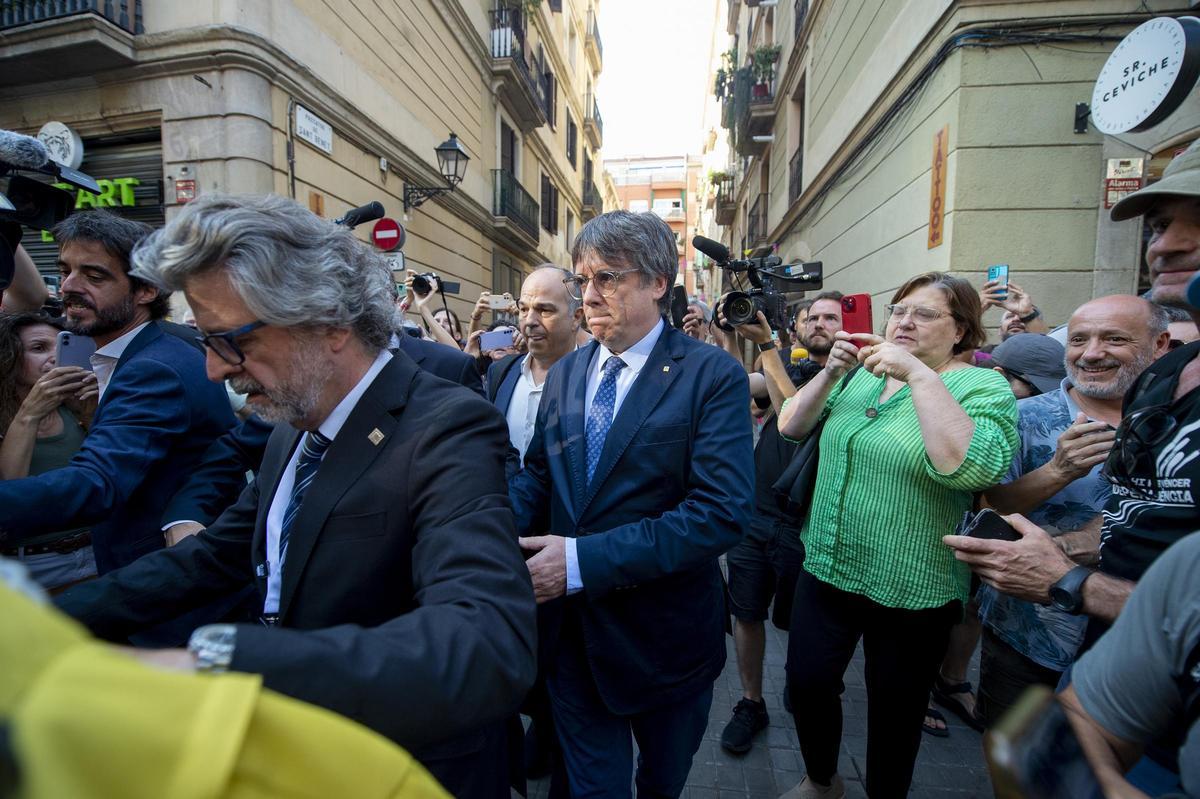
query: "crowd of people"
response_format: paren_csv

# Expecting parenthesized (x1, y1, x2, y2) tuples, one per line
(0, 140, 1198, 799)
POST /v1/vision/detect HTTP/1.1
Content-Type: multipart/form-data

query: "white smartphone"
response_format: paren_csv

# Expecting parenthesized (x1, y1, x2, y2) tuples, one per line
(480, 328, 515, 352)
(487, 292, 514, 310)
(55, 330, 96, 371)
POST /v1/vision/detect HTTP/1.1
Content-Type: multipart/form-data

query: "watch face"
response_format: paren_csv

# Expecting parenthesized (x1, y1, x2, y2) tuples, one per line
(1050, 585, 1080, 614)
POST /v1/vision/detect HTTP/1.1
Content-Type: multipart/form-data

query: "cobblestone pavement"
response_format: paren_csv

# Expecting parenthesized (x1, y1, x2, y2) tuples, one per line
(527, 615, 993, 798)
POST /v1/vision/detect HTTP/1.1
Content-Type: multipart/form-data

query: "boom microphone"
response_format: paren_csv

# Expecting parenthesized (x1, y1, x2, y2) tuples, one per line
(334, 201, 385, 229)
(0, 130, 50, 170)
(692, 235, 730, 264)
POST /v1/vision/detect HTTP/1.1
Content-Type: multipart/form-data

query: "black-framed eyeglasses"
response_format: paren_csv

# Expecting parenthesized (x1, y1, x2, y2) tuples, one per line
(200, 320, 267, 366)
(1102, 404, 1178, 497)
(563, 268, 641, 301)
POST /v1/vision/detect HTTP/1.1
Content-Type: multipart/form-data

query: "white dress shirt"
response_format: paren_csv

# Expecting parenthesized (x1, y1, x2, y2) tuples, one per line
(262, 349, 393, 614)
(89, 322, 150, 399)
(565, 317, 665, 593)
(505, 355, 543, 462)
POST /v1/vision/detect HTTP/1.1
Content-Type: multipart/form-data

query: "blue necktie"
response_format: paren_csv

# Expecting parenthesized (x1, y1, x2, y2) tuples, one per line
(279, 430, 332, 564)
(586, 356, 627, 484)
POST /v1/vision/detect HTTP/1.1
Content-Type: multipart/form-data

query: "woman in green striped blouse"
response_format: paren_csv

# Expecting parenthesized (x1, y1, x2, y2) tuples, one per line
(775, 272, 1017, 799)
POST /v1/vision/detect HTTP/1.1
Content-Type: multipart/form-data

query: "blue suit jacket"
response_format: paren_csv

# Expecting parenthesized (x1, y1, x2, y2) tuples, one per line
(161, 334, 484, 527)
(509, 324, 754, 715)
(0, 322, 237, 573)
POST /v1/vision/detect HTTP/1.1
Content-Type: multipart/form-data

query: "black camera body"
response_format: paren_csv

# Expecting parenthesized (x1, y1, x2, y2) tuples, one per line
(411, 271, 439, 297)
(692, 236, 823, 333)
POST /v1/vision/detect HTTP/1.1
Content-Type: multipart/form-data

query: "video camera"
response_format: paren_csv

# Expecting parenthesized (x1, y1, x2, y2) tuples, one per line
(0, 129, 101, 290)
(692, 235, 823, 332)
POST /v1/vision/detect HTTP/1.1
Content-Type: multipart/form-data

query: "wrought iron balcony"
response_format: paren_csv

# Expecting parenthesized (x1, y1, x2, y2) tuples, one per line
(493, 168, 540, 249)
(714, 174, 736, 226)
(733, 67, 774, 156)
(489, 7, 548, 132)
(585, 8, 602, 71)
(789, 147, 803, 204)
(748, 193, 768, 247)
(1, 0, 141, 33)
(583, 93, 603, 149)
(0, 0, 141, 85)
(581, 180, 602, 220)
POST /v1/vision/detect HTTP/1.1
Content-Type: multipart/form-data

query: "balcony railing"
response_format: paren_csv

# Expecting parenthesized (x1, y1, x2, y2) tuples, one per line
(585, 8, 603, 68)
(788, 147, 803, 204)
(1, 0, 142, 33)
(582, 180, 601, 219)
(489, 8, 548, 130)
(714, 174, 736, 225)
(794, 0, 809, 41)
(748, 193, 768, 246)
(584, 93, 603, 147)
(493, 168, 540, 242)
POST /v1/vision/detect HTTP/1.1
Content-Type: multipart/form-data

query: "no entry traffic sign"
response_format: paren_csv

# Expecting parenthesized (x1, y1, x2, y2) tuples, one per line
(371, 217, 405, 251)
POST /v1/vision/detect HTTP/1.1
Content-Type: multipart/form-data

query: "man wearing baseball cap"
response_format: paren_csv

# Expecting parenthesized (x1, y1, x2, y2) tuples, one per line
(990, 333, 1067, 398)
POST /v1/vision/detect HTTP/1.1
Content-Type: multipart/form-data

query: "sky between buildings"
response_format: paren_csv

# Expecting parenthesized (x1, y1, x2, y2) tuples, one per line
(597, 0, 721, 160)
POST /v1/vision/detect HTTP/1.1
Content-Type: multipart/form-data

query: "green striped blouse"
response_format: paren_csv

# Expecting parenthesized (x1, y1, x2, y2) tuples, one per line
(783, 366, 1018, 610)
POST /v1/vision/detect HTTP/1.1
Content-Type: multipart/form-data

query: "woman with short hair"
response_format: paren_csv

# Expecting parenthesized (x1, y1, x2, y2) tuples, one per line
(776, 272, 1018, 798)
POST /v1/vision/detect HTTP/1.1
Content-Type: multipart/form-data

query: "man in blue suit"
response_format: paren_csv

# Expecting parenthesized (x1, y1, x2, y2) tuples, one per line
(510, 211, 754, 798)
(0, 211, 236, 574)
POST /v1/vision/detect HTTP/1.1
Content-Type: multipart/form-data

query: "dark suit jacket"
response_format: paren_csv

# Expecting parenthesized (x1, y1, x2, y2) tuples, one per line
(57, 351, 537, 793)
(0, 322, 236, 573)
(509, 323, 754, 715)
(161, 331, 484, 527)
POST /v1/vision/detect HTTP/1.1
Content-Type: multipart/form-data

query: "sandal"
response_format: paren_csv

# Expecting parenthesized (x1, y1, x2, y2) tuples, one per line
(922, 706, 949, 738)
(932, 675, 985, 732)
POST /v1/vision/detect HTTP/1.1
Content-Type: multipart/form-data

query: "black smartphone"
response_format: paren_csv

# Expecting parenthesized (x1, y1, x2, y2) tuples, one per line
(670, 285, 689, 330)
(959, 508, 1021, 543)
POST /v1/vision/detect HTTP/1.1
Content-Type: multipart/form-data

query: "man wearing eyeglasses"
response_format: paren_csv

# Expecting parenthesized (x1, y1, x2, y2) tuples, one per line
(0, 210, 236, 577)
(946, 141, 1200, 658)
(54, 195, 537, 799)
(509, 210, 754, 798)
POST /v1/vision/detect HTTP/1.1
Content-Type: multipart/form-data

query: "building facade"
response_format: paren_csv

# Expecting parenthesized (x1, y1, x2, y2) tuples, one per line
(0, 0, 609, 318)
(706, 0, 1200, 336)
(604, 155, 705, 296)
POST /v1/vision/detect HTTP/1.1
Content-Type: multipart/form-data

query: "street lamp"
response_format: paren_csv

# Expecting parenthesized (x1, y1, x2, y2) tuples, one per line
(403, 132, 470, 211)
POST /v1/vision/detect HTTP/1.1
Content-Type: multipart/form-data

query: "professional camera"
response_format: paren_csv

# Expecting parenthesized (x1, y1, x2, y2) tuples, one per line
(0, 129, 100, 289)
(411, 271, 440, 298)
(692, 235, 823, 332)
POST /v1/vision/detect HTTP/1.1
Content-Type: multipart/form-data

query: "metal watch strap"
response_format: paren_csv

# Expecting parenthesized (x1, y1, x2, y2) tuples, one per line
(188, 624, 237, 673)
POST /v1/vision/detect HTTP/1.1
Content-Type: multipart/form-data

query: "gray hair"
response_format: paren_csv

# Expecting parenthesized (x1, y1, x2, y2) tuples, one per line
(570, 210, 678, 314)
(530, 264, 582, 315)
(131, 194, 394, 351)
(1156, 302, 1192, 326)
(1148, 301, 1170, 335)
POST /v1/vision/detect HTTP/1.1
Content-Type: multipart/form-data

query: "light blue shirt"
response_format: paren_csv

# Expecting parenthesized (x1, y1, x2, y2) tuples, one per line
(565, 317, 666, 593)
(263, 349, 393, 614)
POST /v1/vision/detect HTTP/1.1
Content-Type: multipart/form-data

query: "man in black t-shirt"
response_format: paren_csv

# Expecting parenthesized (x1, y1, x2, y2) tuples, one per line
(716, 292, 843, 755)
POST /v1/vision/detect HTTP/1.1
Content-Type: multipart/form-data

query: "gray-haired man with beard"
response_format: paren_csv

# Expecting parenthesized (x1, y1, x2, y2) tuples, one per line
(0, 210, 236, 576)
(55, 194, 537, 798)
(973, 295, 1169, 726)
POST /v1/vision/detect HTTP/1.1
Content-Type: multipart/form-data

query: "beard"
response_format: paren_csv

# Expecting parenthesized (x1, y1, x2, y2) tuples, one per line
(802, 331, 833, 356)
(228, 335, 333, 424)
(63, 292, 136, 338)
(1069, 348, 1155, 400)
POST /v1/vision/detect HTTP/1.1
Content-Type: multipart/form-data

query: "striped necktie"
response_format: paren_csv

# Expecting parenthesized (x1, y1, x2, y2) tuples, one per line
(279, 430, 332, 564)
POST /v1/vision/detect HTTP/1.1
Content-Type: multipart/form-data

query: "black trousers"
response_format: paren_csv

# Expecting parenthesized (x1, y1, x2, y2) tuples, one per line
(975, 626, 1063, 729)
(786, 568, 960, 798)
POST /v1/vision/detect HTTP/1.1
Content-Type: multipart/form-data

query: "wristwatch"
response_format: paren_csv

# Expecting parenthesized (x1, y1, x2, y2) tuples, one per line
(758, 340, 776, 352)
(1049, 565, 1093, 615)
(1019, 306, 1042, 324)
(187, 624, 238, 673)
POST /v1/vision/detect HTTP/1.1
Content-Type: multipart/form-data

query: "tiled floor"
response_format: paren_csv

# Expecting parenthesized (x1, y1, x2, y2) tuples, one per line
(527, 612, 993, 798)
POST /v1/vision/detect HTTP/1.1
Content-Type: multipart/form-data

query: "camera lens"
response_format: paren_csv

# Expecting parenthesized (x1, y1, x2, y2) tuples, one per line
(726, 294, 756, 326)
(412, 274, 431, 297)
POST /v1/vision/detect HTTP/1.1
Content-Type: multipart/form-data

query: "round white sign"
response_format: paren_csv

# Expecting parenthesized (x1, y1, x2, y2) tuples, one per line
(1091, 17, 1200, 134)
(36, 121, 84, 169)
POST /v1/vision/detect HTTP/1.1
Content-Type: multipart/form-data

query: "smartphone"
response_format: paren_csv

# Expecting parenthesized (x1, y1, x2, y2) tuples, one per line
(985, 685, 1101, 799)
(670, 285, 690, 330)
(55, 330, 95, 371)
(959, 508, 1021, 543)
(487, 292, 514, 310)
(840, 293, 874, 336)
(480, 328, 515, 352)
(987, 264, 1010, 300)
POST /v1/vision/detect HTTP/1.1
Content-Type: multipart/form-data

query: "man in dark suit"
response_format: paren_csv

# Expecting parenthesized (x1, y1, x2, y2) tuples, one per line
(0, 211, 236, 574)
(159, 317, 484, 540)
(510, 210, 754, 798)
(56, 194, 537, 798)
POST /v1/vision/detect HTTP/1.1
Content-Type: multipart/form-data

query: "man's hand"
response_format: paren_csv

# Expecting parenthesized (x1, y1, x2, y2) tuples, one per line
(682, 308, 709, 341)
(943, 513, 1074, 603)
(980, 279, 1036, 317)
(471, 291, 490, 323)
(1050, 412, 1116, 482)
(519, 534, 567, 603)
(164, 521, 206, 547)
(734, 311, 773, 345)
(113, 645, 197, 671)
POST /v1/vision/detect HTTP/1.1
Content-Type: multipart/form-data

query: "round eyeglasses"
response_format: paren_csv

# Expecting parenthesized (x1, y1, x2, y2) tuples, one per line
(563, 268, 641, 301)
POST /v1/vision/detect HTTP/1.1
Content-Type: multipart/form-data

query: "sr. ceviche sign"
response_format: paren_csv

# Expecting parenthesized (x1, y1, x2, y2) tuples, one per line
(1091, 16, 1200, 135)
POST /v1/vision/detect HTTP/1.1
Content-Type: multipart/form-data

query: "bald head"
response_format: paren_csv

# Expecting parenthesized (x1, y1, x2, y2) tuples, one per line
(1065, 295, 1170, 400)
(518, 265, 583, 364)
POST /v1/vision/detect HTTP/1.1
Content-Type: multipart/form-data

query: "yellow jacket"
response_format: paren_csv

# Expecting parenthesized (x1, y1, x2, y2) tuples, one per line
(0, 582, 449, 799)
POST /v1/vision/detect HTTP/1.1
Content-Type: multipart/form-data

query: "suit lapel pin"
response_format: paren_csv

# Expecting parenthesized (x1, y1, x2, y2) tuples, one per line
(368, 428, 385, 446)
(663, 366, 670, 373)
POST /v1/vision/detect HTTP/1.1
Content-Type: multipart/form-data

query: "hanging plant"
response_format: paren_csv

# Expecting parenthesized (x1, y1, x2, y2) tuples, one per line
(713, 68, 729, 100)
(752, 44, 782, 85)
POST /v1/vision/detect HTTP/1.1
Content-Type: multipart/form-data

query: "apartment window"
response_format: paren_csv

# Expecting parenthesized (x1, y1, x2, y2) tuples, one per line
(566, 113, 577, 168)
(566, 210, 576, 249)
(541, 174, 560, 233)
(629, 199, 649, 213)
(652, 198, 682, 217)
(540, 48, 557, 129)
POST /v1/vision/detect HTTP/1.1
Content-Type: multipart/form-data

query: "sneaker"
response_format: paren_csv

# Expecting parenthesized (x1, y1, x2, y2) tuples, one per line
(778, 774, 846, 799)
(720, 697, 769, 754)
